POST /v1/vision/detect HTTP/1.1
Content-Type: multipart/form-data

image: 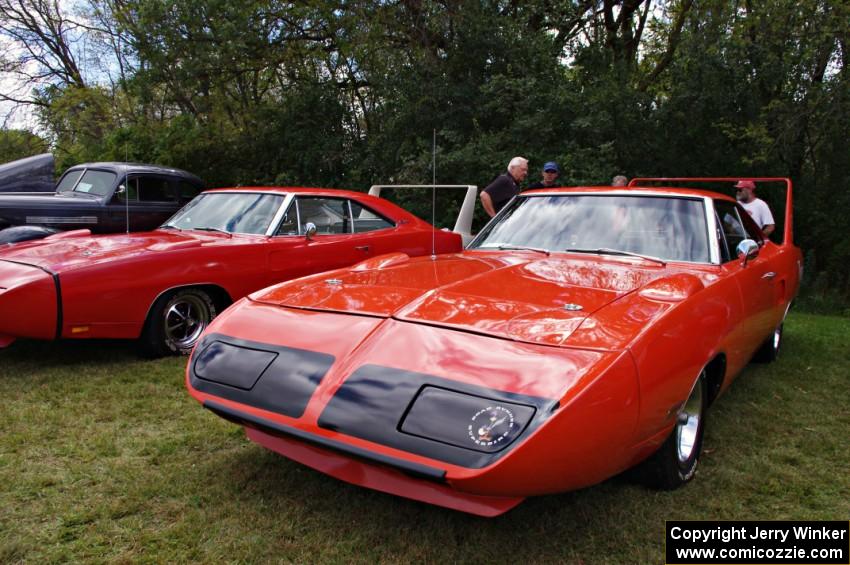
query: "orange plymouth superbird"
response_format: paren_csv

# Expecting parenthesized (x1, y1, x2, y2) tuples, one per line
(186, 178, 801, 516)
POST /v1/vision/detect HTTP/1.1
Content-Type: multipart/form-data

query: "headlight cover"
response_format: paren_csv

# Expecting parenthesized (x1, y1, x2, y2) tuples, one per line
(400, 386, 536, 453)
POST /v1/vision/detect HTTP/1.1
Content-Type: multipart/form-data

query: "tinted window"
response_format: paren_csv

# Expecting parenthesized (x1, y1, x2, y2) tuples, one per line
(138, 177, 172, 201)
(120, 177, 173, 202)
(165, 192, 284, 235)
(471, 194, 711, 263)
(350, 201, 394, 232)
(71, 170, 116, 196)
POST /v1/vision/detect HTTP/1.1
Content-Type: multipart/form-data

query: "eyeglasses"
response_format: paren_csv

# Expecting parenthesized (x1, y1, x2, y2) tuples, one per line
(544, 170, 558, 173)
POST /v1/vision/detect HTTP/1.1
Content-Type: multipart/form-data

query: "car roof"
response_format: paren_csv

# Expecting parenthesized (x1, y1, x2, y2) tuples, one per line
(66, 162, 203, 183)
(203, 186, 377, 200)
(522, 185, 736, 202)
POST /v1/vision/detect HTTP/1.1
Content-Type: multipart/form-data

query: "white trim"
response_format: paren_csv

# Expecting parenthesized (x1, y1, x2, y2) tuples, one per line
(368, 184, 477, 245)
(265, 193, 294, 236)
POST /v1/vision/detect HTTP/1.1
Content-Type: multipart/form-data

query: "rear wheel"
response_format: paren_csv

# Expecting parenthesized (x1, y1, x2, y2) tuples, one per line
(139, 288, 217, 357)
(639, 370, 707, 490)
(753, 323, 782, 363)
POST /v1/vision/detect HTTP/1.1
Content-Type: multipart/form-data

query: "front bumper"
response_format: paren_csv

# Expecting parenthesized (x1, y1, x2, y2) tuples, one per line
(230, 408, 524, 517)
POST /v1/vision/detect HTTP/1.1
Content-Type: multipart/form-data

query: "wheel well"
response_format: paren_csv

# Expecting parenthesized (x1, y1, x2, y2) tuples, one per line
(143, 284, 233, 327)
(196, 284, 233, 313)
(704, 354, 726, 407)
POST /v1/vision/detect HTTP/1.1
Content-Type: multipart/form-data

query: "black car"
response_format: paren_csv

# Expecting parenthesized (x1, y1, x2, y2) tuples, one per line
(0, 162, 204, 243)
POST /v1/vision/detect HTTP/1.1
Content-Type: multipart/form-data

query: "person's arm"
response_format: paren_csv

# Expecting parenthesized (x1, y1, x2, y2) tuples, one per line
(480, 191, 496, 218)
(760, 200, 775, 237)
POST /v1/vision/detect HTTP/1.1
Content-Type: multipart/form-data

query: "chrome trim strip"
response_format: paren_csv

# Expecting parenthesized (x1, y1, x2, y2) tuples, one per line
(25, 216, 98, 224)
(265, 193, 293, 237)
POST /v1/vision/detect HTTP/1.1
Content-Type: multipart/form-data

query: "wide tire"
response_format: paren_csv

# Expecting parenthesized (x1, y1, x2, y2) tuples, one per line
(639, 371, 707, 490)
(753, 323, 782, 363)
(139, 288, 217, 357)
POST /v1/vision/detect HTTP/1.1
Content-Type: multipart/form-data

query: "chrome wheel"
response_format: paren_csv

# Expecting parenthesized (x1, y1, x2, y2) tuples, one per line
(676, 372, 705, 464)
(772, 325, 782, 352)
(162, 292, 212, 351)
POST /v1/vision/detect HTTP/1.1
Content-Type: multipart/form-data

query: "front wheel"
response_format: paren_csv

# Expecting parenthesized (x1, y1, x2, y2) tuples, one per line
(638, 370, 707, 490)
(139, 288, 217, 357)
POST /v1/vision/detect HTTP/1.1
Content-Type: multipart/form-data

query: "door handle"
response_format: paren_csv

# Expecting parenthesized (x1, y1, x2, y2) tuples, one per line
(355, 245, 370, 252)
(762, 272, 776, 280)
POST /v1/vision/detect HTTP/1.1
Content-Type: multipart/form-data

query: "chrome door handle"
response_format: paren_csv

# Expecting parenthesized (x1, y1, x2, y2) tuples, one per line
(762, 272, 776, 280)
(355, 245, 370, 252)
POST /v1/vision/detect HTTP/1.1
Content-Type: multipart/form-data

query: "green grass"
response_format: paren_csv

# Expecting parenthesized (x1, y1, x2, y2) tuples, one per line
(1, 312, 848, 563)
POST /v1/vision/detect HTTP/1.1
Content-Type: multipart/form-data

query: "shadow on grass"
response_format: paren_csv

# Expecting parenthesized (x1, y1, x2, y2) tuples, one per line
(199, 431, 644, 551)
(2, 338, 147, 368)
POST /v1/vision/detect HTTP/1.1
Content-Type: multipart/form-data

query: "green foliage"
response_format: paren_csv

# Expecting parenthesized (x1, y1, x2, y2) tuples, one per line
(5, 0, 848, 295)
(0, 129, 48, 164)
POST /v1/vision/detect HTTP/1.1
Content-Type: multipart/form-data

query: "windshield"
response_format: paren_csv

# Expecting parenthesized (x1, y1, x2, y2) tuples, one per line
(470, 194, 711, 263)
(56, 169, 116, 196)
(164, 192, 284, 235)
(56, 169, 84, 192)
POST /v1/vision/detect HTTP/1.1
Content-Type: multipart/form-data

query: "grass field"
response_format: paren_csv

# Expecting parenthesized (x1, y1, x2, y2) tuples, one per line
(1, 312, 848, 563)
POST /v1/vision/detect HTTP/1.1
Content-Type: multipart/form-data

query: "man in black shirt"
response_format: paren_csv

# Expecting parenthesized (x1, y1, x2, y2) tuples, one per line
(527, 161, 561, 189)
(480, 156, 528, 217)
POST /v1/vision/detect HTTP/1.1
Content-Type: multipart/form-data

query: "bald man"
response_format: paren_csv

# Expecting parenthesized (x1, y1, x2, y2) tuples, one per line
(480, 156, 528, 217)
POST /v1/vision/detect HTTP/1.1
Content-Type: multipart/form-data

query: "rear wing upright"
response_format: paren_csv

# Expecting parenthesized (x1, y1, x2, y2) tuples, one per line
(628, 177, 794, 245)
(368, 184, 478, 245)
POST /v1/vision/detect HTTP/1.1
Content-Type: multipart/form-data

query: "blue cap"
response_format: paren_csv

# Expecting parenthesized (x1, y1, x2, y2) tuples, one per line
(543, 161, 560, 173)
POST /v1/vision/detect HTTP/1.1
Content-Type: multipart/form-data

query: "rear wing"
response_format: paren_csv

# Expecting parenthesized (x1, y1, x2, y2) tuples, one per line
(628, 177, 794, 246)
(369, 184, 477, 245)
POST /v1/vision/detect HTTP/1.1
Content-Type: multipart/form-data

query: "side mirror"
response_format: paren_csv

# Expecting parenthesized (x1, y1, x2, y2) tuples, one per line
(304, 222, 317, 240)
(736, 239, 759, 266)
(116, 184, 126, 194)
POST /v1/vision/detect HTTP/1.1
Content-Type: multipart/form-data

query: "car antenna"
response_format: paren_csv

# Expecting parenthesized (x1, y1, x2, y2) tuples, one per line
(124, 143, 130, 234)
(431, 128, 436, 260)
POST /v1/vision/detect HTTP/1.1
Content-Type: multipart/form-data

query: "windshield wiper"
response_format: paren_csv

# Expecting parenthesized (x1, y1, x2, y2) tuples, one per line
(496, 244, 551, 256)
(159, 224, 180, 230)
(193, 227, 233, 238)
(563, 247, 666, 266)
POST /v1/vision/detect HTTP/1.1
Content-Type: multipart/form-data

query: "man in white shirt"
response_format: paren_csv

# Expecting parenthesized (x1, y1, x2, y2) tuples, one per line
(735, 180, 775, 237)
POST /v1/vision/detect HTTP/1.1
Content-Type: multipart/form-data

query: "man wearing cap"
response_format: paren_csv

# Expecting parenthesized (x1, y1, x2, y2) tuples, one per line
(480, 156, 528, 217)
(735, 180, 775, 237)
(528, 162, 562, 189)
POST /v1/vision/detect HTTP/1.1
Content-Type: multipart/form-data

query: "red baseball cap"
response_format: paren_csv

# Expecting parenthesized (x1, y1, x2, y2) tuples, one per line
(734, 180, 756, 190)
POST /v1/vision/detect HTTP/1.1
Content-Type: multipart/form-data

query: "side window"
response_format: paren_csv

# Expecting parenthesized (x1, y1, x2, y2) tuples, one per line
(296, 197, 349, 234)
(715, 200, 758, 263)
(177, 180, 201, 203)
(350, 201, 394, 232)
(122, 176, 138, 201)
(137, 176, 174, 202)
(274, 200, 299, 236)
(736, 204, 764, 244)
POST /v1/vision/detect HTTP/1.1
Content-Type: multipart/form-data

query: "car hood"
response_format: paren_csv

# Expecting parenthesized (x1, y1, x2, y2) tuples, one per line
(0, 229, 221, 271)
(250, 252, 674, 347)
